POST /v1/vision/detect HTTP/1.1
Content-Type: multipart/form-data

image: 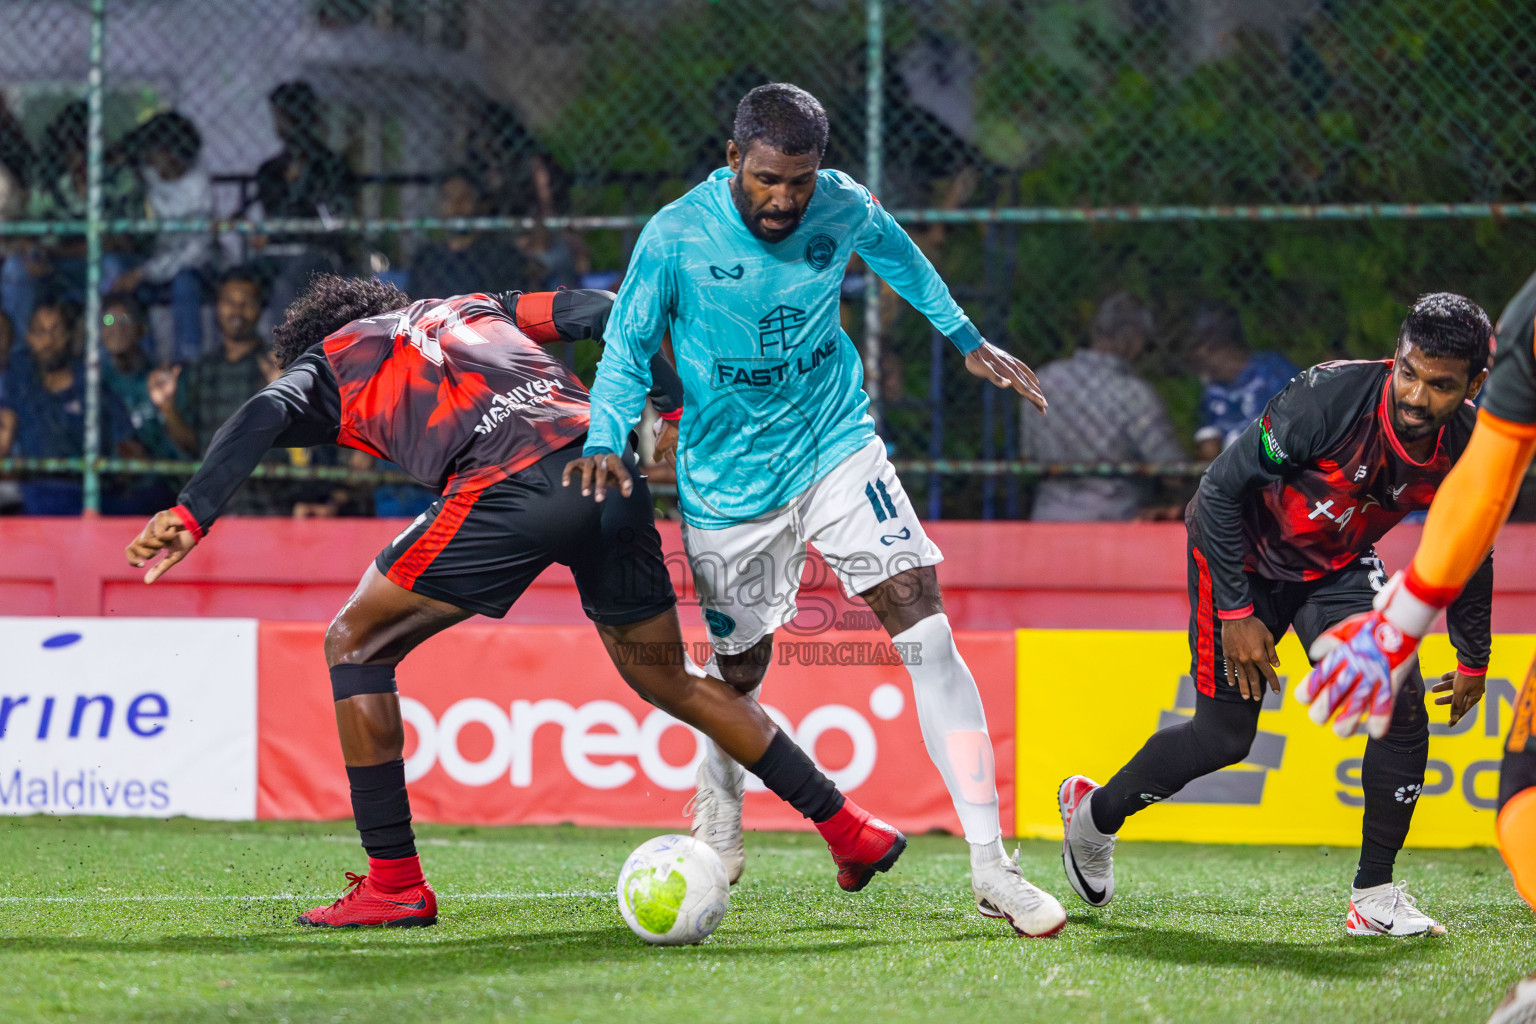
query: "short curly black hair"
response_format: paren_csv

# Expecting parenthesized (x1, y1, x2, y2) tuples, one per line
(1398, 292, 1492, 377)
(270, 274, 409, 369)
(732, 82, 829, 159)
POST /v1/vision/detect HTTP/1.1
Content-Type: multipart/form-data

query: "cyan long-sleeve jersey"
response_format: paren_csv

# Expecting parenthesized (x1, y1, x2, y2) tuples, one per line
(584, 166, 983, 528)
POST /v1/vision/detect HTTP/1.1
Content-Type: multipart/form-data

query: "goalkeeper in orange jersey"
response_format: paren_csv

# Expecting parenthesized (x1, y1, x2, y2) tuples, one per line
(1299, 286, 1536, 1019)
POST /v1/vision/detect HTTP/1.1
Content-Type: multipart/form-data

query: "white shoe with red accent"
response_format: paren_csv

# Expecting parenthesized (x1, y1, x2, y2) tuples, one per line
(972, 848, 1067, 937)
(1058, 775, 1115, 907)
(1488, 971, 1536, 1024)
(1346, 881, 1445, 936)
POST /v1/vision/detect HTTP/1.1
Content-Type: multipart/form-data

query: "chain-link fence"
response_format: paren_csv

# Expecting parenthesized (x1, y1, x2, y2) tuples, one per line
(2, 0, 1534, 519)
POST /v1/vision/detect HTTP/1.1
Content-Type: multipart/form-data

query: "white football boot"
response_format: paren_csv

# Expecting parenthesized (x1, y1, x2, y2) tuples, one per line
(1058, 775, 1116, 907)
(686, 746, 746, 885)
(1346, 881, 1446, 936)
(972, 847, 1067, 937)
(1488, 971, 1536, 1024)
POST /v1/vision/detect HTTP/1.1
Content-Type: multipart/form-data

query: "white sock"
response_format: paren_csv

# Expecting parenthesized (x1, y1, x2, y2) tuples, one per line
(700, 666, 757, 790)
(894, 612, 1003, 846)
(1076, 789, 1111, 840)
(970, 837, 1007, 870)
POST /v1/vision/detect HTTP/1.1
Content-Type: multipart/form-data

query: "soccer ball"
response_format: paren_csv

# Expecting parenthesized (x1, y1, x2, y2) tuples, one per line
(616, 834, 729, 945)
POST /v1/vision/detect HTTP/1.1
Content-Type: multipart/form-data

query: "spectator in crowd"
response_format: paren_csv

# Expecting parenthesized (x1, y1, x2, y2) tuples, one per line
(109, 112, 215, 363)
(252, 81, 356, 318)
(0, 301, 138, 515)
(0, 310, 18, 512)
(157, 267, 303, 515)
(1021, 292, 1186, 521)
(7, 103, 141, 333)
(0, 99, 34, 347)
(1185, 301, 1298, 460)
(158, 267, 273, 458)
(409, 168, 530, 299)
(100, 291, 179, 462)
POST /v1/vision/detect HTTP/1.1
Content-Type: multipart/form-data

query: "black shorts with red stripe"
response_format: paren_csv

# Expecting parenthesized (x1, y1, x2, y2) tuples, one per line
(375, 441, 675, 624)
(1186, 530, 1423, 720)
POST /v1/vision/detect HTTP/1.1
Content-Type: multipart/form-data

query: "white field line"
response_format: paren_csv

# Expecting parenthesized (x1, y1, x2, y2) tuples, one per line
(0, 890, 611, 904)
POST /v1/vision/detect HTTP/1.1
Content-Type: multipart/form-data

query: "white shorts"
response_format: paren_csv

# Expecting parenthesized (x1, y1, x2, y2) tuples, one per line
(681, 437, 943, 655)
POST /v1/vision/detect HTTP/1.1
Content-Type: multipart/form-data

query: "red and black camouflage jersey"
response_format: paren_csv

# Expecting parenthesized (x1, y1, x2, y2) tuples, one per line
(173, 289, 683, 534)
(325, 290, 593, 496)
(1190, 358, 1492, 667)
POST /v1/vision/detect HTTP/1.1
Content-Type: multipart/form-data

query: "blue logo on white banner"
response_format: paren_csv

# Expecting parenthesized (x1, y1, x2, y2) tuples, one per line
(0, 618, 258, 819)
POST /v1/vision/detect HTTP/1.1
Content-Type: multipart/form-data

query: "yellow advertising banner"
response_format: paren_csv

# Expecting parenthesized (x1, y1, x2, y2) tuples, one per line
(1015, 629, 1535, 848)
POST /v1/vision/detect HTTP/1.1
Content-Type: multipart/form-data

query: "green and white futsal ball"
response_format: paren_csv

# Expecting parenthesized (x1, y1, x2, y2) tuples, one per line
(617, 834, 730, 945)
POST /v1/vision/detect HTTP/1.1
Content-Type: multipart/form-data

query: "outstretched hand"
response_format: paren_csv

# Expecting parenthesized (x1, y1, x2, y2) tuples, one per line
(561, 452, 633, 503)
(965, 340, 1047, 413)
(125, 509, 198, 583)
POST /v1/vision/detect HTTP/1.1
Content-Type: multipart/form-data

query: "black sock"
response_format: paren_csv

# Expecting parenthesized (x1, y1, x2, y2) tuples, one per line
(1355, 671, 1429, 889)
(747, 730, 845, 823)
(1092, 693, 1260, 835)
(347, 759, 416, 860)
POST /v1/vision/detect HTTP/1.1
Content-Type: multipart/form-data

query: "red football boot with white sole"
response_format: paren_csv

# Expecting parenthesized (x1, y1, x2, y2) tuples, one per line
(297, 871, 438, 928)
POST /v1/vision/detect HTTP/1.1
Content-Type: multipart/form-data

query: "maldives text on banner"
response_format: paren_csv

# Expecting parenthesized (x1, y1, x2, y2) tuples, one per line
(1015, 629, 1531, 847)
(0, 618, 259, 819)
(257, 622, 1015, 832)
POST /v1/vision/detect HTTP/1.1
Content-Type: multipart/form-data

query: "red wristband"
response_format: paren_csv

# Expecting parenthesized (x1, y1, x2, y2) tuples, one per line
(1216, 604, 1254, 621)
(1456, 662, 1487, 678)
(659, 407, 683, 422)
(170, 504, 205, 542)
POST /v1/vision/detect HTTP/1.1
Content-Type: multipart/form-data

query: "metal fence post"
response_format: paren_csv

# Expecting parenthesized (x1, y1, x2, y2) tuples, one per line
(862, 0, 883, 434)
(82, 0, 106, 514)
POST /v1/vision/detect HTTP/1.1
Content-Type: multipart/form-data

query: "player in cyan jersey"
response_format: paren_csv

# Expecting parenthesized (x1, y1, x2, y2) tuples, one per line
(1059, 294, 1492, 937)
(564, 83, 1066, 936)
(1297, 292, 1536, 1020)
(124, 276, 907, 929)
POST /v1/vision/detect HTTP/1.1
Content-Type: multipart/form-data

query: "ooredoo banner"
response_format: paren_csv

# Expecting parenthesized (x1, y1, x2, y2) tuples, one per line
(257, 622, 1016, 833)
(0, 617, 258, 819)
(1015, 629, 1530, 847)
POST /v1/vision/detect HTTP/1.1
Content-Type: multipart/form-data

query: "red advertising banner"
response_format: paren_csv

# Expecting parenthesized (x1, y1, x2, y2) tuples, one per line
(257, 622, 1015, 834)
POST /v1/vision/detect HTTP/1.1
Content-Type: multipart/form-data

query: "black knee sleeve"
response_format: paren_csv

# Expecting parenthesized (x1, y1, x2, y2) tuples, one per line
(331, 664, 397, 701)
(1091, 693, 1260, 835)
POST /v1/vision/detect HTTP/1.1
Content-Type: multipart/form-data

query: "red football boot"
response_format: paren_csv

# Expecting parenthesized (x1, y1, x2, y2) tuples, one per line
(817, 802, 908, 892)
(297, 871, 438, 928)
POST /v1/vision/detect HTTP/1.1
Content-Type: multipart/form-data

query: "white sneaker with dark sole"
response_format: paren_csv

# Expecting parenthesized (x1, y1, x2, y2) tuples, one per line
(1058, 775, 1115, 907)
(973, 849, 1067, 937)
(1346, 881, 1445, 936)
(685, 749, 746, 885)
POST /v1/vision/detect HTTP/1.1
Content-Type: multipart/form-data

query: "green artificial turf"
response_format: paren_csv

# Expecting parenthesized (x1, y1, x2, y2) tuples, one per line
(0, 817, 1529, 1024)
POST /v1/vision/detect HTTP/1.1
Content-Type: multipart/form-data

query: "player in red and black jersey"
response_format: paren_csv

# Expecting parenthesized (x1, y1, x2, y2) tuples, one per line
(1058, 293, 1494, 936)
(123, 276, 906, 929)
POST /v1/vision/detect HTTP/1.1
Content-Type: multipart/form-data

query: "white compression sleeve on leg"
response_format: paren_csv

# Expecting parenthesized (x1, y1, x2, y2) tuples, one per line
(893, 612, 1002, 846)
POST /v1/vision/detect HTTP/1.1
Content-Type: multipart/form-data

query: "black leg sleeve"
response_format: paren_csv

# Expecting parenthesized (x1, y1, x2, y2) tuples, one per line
(1355, 666, 1430, 889)
(1091, 692, 1261, 835)
(347, 759, 417, 860)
